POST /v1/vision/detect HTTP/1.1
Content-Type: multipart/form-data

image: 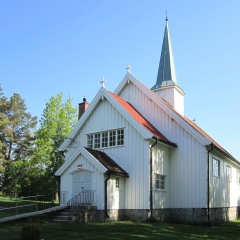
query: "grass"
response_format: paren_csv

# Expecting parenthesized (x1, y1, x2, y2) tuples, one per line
(1, 217, 240, 240)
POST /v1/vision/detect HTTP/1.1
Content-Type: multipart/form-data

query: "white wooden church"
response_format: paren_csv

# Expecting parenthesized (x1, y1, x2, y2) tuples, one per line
(55, 18, 240, 224)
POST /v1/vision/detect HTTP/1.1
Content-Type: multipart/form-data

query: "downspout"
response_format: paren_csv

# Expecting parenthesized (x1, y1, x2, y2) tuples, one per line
(105, 173, 111, 218)
(150, 137, 158, 218)
(57, 176, 61, 203)
(207, 143, 214, 225)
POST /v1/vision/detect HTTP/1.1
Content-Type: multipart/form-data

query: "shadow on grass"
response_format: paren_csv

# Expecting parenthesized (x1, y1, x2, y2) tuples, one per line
(1, 217, 240, 240)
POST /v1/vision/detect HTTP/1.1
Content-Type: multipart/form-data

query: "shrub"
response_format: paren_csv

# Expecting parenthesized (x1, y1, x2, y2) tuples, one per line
(19, 223, 42, 240)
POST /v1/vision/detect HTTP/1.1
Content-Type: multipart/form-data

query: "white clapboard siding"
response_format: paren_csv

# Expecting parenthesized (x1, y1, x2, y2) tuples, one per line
(119, 82, 207, 208)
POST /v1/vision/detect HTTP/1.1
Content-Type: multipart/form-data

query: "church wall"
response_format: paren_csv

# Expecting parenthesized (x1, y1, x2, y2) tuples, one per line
(209, 151, 240, 208)
(107, 175, 125, 210)
(152, 142, 170, 208)
(60, 154, 105, 210)
(64, 98, 150, 210)
(119, 82, 207, 208)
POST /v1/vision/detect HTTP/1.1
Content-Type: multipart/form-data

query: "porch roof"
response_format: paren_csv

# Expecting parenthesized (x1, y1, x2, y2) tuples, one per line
(84, 147, 129, 177)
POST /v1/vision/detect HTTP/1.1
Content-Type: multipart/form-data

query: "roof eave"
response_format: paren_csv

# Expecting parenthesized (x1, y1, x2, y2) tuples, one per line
(212, 144, 239, 165)
(106, 171, 129, 177)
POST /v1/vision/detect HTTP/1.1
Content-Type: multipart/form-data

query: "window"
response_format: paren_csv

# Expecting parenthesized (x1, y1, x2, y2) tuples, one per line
(213, 158, 220, 177)
(94, 133, 100, 148)
(226, 165, 232, 182)
(236, 171, 240, 185)
(117, 129, 124, 145)
(155, 174, 165, 190)
(116, 177, 120, 189)
(102, 132, 108, 148)
(87, 134, 93, 148)
(109, 131, 116, 146)
(87, 129, 124, 149)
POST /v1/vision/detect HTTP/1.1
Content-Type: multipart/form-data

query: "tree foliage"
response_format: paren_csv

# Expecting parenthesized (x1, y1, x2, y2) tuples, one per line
(0, 88, 77, 198)
(0, 89, 37, 196)
(33, 92, 77, 199)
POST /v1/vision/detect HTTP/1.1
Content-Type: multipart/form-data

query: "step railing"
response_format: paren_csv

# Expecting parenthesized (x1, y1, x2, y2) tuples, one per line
(67, 190, 96, 212)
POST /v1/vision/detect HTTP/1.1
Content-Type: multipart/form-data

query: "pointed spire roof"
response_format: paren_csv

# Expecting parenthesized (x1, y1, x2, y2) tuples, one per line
(152, 18, 180, 90)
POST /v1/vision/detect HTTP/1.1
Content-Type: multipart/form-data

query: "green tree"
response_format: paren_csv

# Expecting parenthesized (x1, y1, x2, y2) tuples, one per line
(0, 85, 8, 174)
(34, 92, 77, 200)
(0, 92, 37, 196)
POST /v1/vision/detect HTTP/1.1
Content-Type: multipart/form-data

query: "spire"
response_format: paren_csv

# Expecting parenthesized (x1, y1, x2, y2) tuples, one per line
(151, 17, 179, 90)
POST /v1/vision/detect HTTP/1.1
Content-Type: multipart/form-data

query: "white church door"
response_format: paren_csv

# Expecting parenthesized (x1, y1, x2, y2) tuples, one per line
(72, 171, 92, 198)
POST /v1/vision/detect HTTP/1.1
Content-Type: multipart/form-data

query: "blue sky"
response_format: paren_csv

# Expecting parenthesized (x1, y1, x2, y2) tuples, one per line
(1, 1, 240, 160)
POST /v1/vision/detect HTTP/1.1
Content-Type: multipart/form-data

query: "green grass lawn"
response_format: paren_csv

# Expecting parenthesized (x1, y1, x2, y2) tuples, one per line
(1, 218, 240, 240)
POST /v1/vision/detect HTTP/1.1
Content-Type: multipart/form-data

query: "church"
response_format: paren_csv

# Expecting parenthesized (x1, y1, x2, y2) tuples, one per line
(55, 18, 240, 224)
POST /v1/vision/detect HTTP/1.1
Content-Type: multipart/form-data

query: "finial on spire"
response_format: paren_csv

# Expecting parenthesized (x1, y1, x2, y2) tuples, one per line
(165, 9, 168, 21)
(100, 78, 107, 87)
(126, 65, 132, 73)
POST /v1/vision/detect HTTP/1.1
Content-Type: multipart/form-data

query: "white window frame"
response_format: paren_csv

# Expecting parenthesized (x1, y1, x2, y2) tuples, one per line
(102, 132, 108, 148)
(155, 174, 165, 190)
(117, 129, 124, 145)
(236, 170, 240, 185)
(94, 133, 100, 149)
(226, 165, 232, 182)
(212, 158, 220, 178)
(87, 134, 93, 148)
(115, 177, 120, 189)
(109, 130, 116, 147)
(87, 128, 124, 149)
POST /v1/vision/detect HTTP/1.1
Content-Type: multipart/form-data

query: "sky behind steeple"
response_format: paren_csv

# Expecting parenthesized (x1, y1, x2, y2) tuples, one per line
(0, 1, 239, 160)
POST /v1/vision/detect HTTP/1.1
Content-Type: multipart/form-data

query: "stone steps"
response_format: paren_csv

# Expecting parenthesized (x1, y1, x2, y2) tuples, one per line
(49, 205, 97, 223)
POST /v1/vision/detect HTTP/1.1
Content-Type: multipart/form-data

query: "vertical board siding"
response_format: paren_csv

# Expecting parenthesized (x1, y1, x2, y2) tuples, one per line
(60, 154, 105, 209)
(62, 97, 150, 210)
(119, 84, 207, 208)
(152, 142, 170, 208)
(209, 152, 240, 208)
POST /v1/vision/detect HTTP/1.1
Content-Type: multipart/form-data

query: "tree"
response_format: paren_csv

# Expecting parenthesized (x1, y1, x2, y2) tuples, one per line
(34, 92, 77, 200)
(0, 85, 8, 174)
(0, 92, 37, 196)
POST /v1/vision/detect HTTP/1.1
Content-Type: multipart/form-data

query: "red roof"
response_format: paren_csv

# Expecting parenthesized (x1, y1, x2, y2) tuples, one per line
(110, 92, 177, 147)
(157, 96, 238, 163)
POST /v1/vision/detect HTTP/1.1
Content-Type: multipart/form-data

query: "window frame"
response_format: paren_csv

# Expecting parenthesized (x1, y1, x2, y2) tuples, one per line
(87, 128, 124, 149)
(212, 158, 220, 178)
(101, 132, 108, 148)
(236, 170, 240, 185)
(155, 173, 166, 190)
(115, 177, 120, 189)
(117, 129, 124, 146)
(87, 134, 93, 148)
(109, 130, 116, 147)
(94, 133, 100, 149)
(226, 165, 232, 182)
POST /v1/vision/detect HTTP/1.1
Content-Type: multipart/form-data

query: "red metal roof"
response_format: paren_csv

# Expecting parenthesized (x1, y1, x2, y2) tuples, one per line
(110, 92, 177, 147)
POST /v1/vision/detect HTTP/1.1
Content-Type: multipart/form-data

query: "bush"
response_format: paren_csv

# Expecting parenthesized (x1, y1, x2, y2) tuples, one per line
(19, 223, 42, 240)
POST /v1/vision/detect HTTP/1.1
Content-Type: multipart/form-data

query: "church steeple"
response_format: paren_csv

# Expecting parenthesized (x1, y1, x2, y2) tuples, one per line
(152, 17, 185, 115)
(152, 17, 179, 90)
